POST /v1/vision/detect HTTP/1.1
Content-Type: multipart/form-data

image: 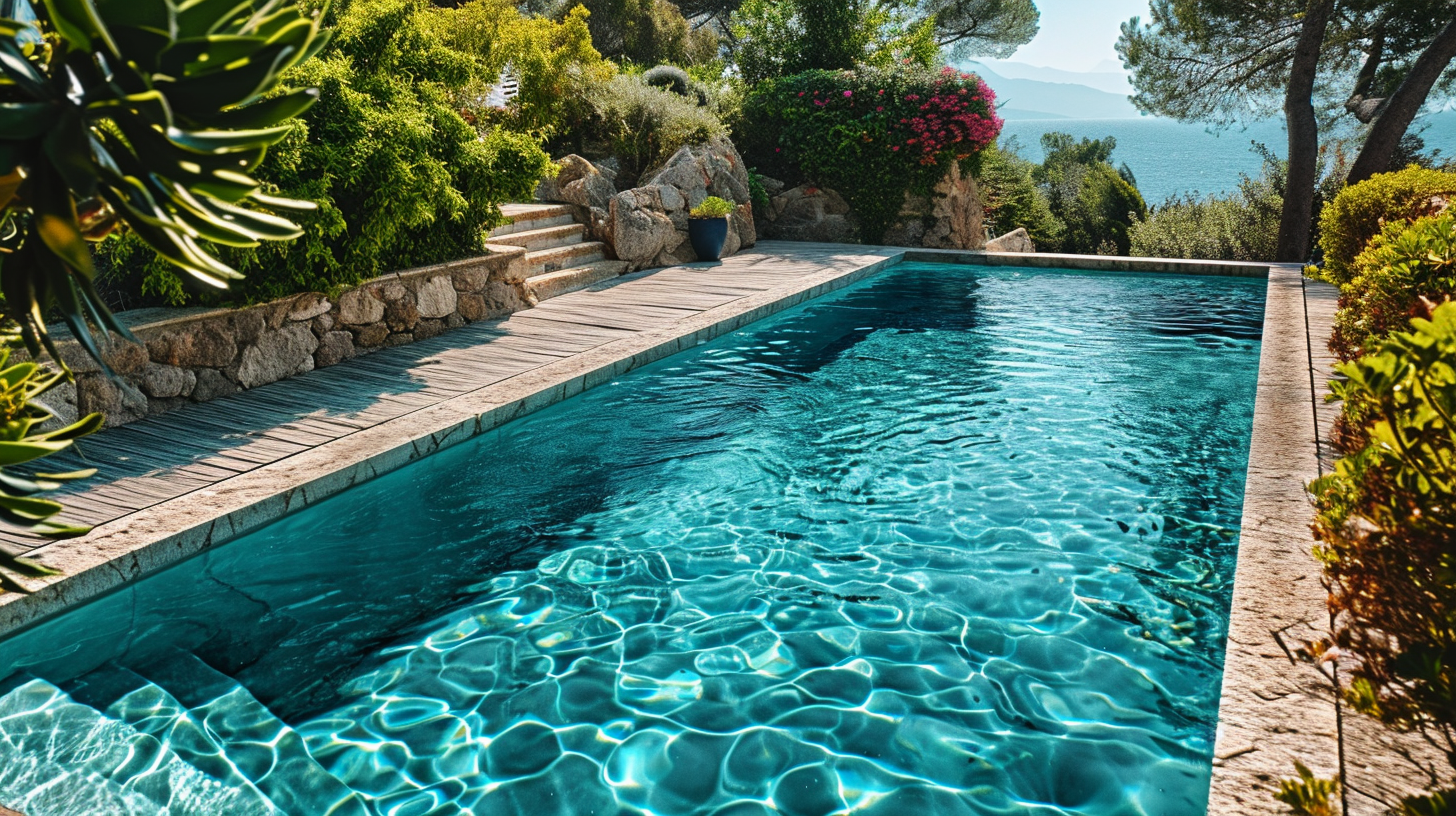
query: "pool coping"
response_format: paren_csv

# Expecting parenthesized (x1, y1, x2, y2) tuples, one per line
(0, 246, 1330, 812)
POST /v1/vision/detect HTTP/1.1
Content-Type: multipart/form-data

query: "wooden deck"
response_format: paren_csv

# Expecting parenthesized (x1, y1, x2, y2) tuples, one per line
(4, 242, 899, 555)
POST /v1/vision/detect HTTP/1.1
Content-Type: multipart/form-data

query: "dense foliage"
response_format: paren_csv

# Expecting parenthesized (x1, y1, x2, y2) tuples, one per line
(433, 0, 613, 136)
(729, 0, 938, 84)
(100, 0, 553, 307)
(978, 144, 1062, 249)
(1129, 158, 1284, 262)
(0, 342, 101, 547)
(1311, 298, 1456, 813)
(564, 0, 718, 66)
(1034, 134, 1147, 256)
(568, 73, 726, 183)
(1317, 166, 1456, 286)
(0, 0, 325, 356)
(1332, 212, 1456, 361)
(740, 66, 1002, 242)
(975, 133, 1151, 255)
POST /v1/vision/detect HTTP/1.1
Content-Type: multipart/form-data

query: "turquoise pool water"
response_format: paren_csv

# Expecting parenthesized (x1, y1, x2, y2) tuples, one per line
(0, 263, 1266, 816)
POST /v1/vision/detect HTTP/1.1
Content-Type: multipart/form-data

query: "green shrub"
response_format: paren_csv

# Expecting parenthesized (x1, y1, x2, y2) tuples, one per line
(643, 64, 695, 97)
(730, 0, 936, 84)
(1316, 165, 1456, 285)
(739, 66, 1002, 242)
(1331, 213, 1456, 361)
(1129, 161, 1283, 262)
(1033, 134, 1146, 256)
(99, 0, 552, 307)
(979, 143, 1063, 250)
(1274, 762, 1340, 816)
(571, 74, 726, 183)
(1310, 300, 1456, 805)
(430, 0, 614, 137)
(569, 0, 719, 66)
(691, 196, 734, 217)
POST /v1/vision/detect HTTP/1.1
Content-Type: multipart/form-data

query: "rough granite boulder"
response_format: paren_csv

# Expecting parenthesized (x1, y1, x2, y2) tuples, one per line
(537, 154, 617, 218)
(77, 374, 149, 425)
(986, 227, 1035, 253)
(415, 275, 457, 319)
(611, 187, 679, 270)
(606, 139, 758, 269)
(645, 138, 752, 209)
(236, 323, 319, 389)
(764, 185, 858, 244)
(141, 363, 196, 399)
(338, 288, 385, 325)
(882, 163, 985, 250)
(315, 331, 356, 368)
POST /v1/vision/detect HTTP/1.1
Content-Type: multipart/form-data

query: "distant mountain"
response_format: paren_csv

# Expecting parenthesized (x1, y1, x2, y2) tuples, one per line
(963, 61, 1142, 121)
(977, 59, 1133, 96)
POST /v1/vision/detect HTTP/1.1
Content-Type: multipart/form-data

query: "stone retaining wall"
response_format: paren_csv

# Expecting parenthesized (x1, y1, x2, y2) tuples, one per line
(41, 245, 532, 429)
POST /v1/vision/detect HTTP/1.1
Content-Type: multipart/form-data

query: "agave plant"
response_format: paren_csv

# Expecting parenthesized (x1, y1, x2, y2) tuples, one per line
(0, 331, 102, 590)
(0, 0, 330, 363)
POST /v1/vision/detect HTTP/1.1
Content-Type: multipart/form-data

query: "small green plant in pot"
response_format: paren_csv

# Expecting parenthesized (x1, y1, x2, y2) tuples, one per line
(688, 196, 734, 262)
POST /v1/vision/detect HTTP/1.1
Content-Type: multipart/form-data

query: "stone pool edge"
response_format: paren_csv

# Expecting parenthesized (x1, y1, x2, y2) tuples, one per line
(0, 249, 1331, 813)
(1207, 264, 1342, 815)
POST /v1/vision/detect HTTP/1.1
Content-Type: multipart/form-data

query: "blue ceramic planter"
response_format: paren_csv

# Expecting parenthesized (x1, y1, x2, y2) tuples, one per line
(688, 217, 729, 262)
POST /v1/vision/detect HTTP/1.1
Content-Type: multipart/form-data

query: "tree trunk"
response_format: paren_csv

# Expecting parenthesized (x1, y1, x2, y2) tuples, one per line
(1347, 14, 1456, 185)
(1276, 0, 1335, 263)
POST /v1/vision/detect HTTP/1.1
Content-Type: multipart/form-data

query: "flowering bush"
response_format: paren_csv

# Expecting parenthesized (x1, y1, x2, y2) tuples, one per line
(740, 66, 1003, 242)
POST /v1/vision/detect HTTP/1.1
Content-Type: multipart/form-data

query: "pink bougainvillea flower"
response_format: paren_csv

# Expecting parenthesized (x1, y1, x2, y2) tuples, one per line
(892, 146, 900, 151)
(844, 90, 853, 97)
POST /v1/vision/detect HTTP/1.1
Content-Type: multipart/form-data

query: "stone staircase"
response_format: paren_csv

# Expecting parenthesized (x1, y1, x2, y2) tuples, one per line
(491, 204, 628, 302)
(0, 651, 391, 816)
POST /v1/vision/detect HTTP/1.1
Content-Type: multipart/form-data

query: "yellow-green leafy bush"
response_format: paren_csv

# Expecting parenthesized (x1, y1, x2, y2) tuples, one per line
(100, 0, 552, 307)
(1311, 300, 1456, 812)
(1331, 212, 1456, 361)
(430, 0, 614, 136)
(1317, 166, 1456, 285)
(1129, 159, 1283, 262)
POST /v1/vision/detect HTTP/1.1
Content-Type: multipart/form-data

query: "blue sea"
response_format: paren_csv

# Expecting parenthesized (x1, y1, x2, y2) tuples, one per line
(1001, 110, 1456, 204)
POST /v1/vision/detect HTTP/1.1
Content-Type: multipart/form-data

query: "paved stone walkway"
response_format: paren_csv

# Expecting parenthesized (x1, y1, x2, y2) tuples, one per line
(3, 242, 896, 556)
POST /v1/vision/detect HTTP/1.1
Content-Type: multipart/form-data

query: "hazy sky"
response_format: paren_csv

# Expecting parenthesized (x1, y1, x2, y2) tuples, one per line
(1007, 0, 1152, 73)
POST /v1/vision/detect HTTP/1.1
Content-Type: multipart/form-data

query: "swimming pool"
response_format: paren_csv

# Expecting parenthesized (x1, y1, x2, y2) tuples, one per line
(0, 262, 1266, 815)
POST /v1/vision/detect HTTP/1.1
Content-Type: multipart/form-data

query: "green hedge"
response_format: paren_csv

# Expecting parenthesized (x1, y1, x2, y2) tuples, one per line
(1311, 299, 1456, 813)
(739, 66, 1002, 242)
(1316, 166, 1456, 286)
(1129, 164, 1282, 262)
(99, 0, 552, 307)
(1331, 212, 1456, 361)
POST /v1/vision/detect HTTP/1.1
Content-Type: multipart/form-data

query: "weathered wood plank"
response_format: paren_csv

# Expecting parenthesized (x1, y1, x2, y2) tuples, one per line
(0, 245, 876, 552)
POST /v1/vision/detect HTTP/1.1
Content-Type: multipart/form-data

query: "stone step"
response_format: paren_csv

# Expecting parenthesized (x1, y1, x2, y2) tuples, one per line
(488, 222, 586, 252)
(0, 676, 274, 816)
(525, 242, 607, 276)
(138, 652, 371, 816)
(490, 204, 577, 238)
(527, 261, 630, 302)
